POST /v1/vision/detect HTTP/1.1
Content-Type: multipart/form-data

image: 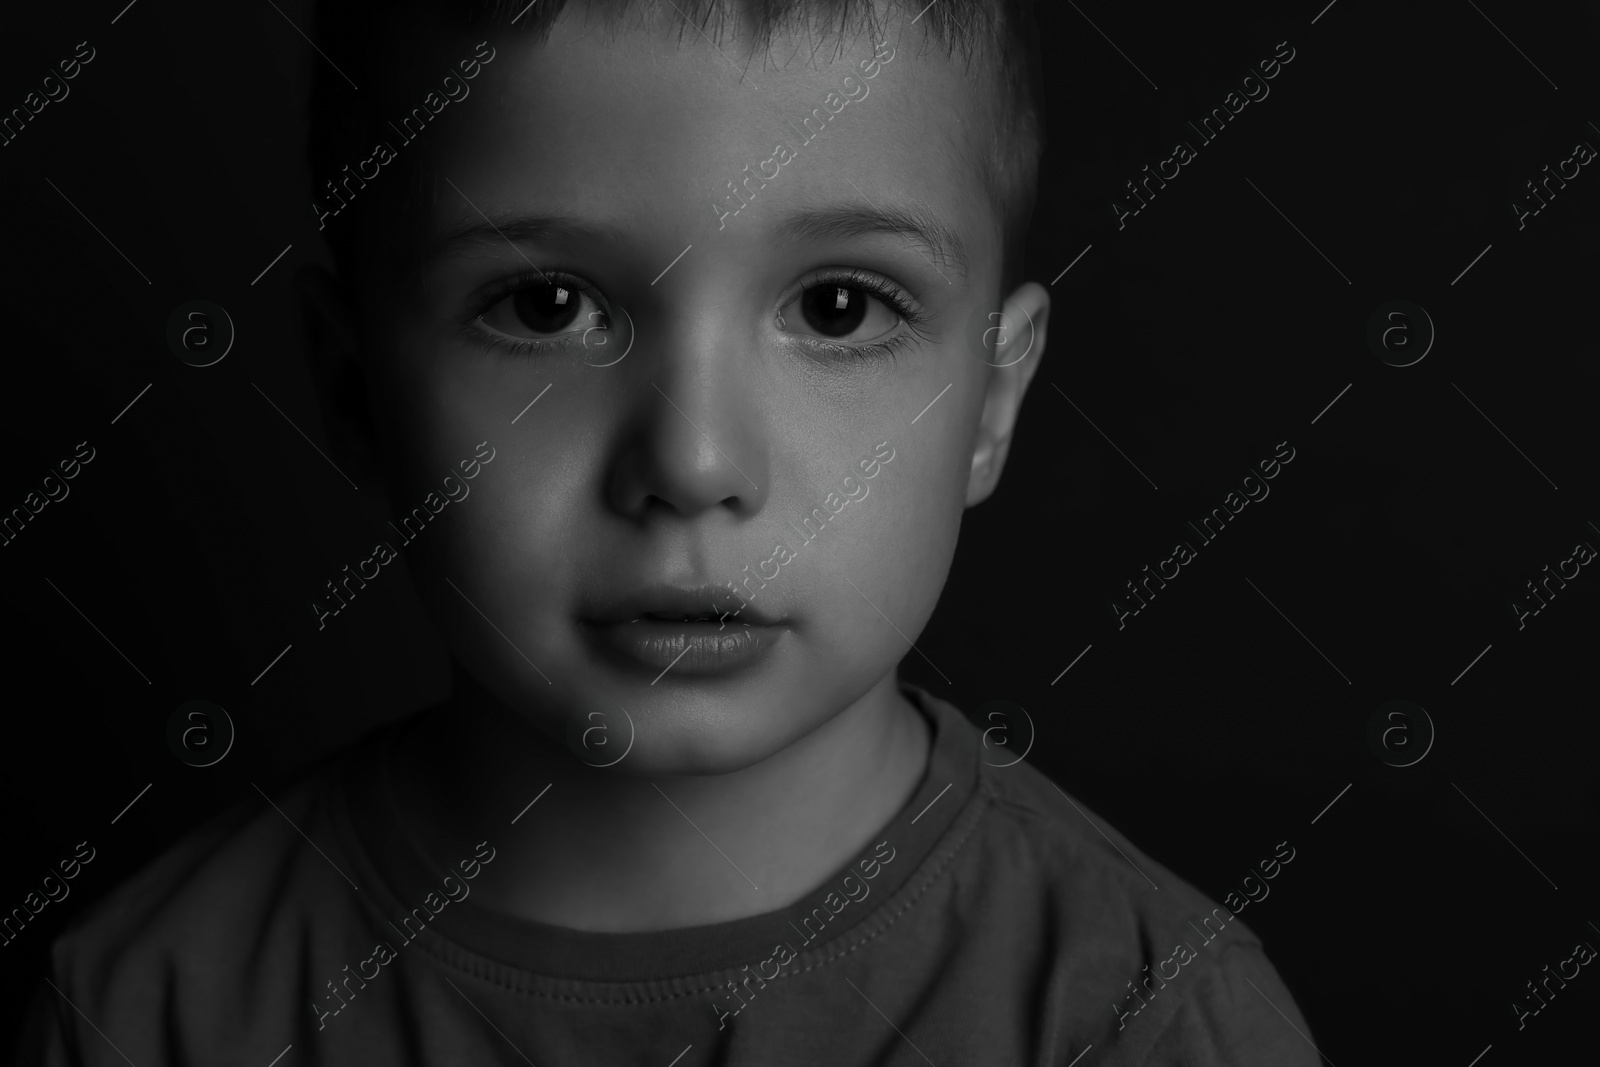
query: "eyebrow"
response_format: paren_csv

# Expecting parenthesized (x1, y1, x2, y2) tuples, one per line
(430, 214, 624, 261)
(772, 203, 968, 284)
(430, 202, 969, 283)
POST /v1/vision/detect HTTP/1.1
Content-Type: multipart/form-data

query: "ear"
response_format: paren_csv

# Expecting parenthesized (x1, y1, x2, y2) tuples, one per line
(966, 280, 1048, 506)
(296, 263, 383, 490)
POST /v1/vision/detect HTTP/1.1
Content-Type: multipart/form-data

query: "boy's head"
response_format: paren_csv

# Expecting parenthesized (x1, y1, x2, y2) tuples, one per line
(302, 0, 1051, 775)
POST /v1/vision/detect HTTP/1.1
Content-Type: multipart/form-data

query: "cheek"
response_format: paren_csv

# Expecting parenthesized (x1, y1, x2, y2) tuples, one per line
(373, 341, 479, 478)
(426, 445, 585, 624)
(377, 348, 579, 637)
(416, 466, 597, 751)
(890, 461, 965, 593)
(804, 421, 966, 656)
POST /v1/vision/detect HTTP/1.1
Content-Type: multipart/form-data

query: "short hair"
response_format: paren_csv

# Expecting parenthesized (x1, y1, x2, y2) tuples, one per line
(308, 0, 1044, 297)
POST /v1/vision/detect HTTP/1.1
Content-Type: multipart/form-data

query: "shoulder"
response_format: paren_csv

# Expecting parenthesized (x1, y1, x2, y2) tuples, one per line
(914, 688, 1322, 1062)
(24, 733, 385, 1061)
(1137, 939, 1322, 1066)
(951, 747, 1316, 1064)
(910, 693, 1238, 946)
(968, 750, 1256, 949)
(55, 765, 335, 972)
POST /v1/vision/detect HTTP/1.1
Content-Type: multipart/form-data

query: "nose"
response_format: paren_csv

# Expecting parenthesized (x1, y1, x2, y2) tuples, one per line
(606, 344, 771, 522)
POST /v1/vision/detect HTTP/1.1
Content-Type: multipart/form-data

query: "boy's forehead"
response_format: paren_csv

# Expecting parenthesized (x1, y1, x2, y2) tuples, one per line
(413, 15, 999, 283)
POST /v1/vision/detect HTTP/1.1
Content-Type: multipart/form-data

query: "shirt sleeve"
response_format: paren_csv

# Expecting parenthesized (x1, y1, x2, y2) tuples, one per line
(1138, 943, 1323, 1067)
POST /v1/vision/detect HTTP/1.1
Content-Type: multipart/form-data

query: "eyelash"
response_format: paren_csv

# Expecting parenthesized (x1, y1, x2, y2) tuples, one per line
(461, 265, 929, 361)
(780, 267, 929, 363)
(463, 268, 602, 358)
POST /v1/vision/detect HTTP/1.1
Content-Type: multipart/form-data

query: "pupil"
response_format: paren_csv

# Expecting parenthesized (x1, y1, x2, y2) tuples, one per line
(513, 283, 581, 333)
(800, 285, 867, 338)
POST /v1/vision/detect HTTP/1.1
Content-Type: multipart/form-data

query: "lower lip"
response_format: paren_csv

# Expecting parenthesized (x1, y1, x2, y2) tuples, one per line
(583, 619, 786, 677)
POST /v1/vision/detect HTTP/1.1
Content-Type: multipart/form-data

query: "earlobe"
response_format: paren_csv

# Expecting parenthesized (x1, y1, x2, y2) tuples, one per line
(965, 281, 1049, 507)
(296, 264, 382, 489)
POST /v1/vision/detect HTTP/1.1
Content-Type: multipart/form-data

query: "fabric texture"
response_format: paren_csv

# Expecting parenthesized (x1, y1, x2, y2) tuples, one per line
(11, 686, 1321, 1066)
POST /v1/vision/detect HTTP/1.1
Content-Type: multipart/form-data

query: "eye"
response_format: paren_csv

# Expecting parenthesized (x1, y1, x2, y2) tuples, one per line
(779, 275, 905, 344)
(475, 273, 608, 343)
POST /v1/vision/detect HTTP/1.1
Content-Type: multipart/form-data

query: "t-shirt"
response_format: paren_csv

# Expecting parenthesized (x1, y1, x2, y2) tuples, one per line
(11, 686, 1321, 1066)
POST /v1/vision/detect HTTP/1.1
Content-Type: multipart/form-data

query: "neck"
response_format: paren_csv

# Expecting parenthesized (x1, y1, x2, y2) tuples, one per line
(387, 665, 932, 932)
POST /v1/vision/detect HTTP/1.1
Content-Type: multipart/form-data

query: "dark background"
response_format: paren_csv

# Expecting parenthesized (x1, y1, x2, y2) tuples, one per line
(2, 1, 1596, 1063)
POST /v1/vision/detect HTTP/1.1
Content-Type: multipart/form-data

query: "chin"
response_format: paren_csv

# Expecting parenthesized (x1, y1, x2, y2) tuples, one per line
(554, 687, 817, 778)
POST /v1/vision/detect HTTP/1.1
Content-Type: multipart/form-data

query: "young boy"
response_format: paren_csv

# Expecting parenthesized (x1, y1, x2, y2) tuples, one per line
(14, 1, 1320, 1063)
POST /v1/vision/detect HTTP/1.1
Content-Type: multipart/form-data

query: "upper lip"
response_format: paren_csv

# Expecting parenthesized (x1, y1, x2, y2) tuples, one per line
(585, 583, 783, 626)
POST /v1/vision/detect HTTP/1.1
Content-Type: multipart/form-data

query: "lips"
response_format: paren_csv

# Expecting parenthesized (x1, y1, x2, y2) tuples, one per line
(586, 583, 780, 627)
(582, 583, 787, 677)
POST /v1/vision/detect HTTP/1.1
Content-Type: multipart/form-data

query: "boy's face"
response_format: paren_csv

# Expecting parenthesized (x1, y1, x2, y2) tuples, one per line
(342, 7, 1046, 774)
